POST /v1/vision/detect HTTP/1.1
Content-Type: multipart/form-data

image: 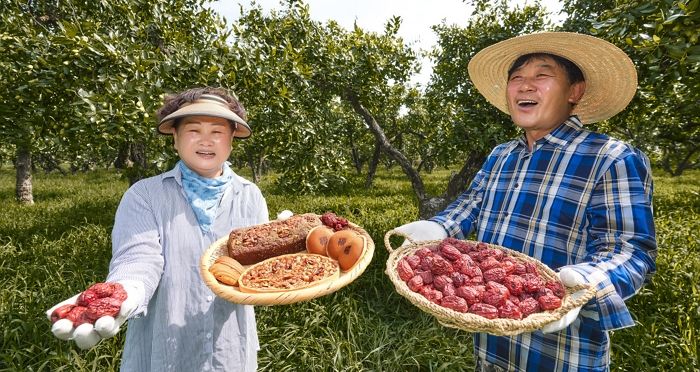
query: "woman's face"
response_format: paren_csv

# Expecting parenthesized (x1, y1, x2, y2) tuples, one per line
(172, 116, 235, 178)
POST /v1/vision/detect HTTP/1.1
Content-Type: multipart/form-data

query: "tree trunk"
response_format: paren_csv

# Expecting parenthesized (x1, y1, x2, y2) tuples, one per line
(114, 141, 147, 185)
(445, 151, 487, 202)
(344, 90, 489, 219)
(351, 146, 363, 174)
(419, 196, 449, 218)
(345, 125, 363, 174)
(114, 142, 133, 169)
(15, 145, 34, 205)
(246, 148, 267, 184)
(672, 147, 698, 177)
(127, 141, 147, 185)
(250, 161, 259, 184)
(364, 138, 381, 189)
(344, 90, 429, 210)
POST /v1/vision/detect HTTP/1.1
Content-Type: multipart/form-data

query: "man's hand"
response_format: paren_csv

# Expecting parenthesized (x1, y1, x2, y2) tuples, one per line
(394, 220, 448, 246)
(541, 268, 588, 333)
(46, 280, 143, 349)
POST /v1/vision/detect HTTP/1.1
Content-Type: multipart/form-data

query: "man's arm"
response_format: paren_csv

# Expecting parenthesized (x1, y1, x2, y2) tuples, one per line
(568, 149, 657, 331)
(430, 155, 495, 238)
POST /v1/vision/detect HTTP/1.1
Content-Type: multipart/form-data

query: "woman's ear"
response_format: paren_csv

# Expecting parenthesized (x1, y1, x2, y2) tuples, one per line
(172, 130, 180, 151)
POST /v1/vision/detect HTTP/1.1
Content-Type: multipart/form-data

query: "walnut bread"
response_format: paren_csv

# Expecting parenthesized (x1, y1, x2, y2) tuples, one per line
(227, 213, 322, 265)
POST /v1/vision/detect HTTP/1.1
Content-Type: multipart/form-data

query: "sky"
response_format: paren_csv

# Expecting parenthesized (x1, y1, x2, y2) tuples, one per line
(210, 0, 566, 86)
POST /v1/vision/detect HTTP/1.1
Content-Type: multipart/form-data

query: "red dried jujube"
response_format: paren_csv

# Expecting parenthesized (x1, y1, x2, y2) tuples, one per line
(442, 295, 469, 313)
(469, 303, 499, 319)
(85, 297, 122, 322)
(396, 238, 566, 321)
(397, 259, 415, 282)
(52, 282, 127, 325)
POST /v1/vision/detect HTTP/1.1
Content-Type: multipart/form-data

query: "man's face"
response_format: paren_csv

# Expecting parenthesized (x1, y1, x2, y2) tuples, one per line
(506, 56, 585, 140)
(172, 115, 235, 178)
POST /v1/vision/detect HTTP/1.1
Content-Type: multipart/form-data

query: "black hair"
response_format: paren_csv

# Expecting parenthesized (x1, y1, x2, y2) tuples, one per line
(507, 53, 585, 84)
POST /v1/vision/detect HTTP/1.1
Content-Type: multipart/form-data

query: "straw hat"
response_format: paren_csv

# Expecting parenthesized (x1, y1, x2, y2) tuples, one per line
(158, 94, 252, 138)
(467, 32, 637, 124)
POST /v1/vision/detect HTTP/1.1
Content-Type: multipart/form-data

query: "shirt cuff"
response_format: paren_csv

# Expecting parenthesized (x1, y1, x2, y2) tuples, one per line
(566, 264, 636, 331)
(429, 216, 464, 239)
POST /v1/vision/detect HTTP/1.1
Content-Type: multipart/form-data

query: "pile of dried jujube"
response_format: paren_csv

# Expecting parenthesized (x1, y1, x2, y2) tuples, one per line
(396, 238, 565, 320)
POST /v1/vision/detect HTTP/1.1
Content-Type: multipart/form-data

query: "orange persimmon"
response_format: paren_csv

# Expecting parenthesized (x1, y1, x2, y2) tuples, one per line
(306, 225, 334, 256)
(326, 230, 362, 261)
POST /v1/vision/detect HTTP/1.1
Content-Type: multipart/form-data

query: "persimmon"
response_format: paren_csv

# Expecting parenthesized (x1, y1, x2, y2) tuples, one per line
(306, 226, 334, 256)
(337, 235, 365, 272)
(326, 229, 364, 263)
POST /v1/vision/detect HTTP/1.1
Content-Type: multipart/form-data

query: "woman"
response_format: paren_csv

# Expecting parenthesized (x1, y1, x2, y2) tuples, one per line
(48, 87, 268, 371)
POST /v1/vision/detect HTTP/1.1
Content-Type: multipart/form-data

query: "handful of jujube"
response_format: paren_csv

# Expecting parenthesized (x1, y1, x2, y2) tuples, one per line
(50, 282, 127, 326)
(385, 233, 596, 336)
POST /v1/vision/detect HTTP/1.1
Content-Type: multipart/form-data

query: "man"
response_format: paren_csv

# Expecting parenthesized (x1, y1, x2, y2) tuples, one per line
(395, 32, 656, 371)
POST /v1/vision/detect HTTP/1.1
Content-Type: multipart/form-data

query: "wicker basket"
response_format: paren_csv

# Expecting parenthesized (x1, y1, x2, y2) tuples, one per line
(384, 229, 596, 336)
(200, 221, 374, 306)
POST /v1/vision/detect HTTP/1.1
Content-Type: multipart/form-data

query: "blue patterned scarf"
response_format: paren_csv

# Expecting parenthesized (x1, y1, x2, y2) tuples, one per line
(178, 160, 234, 233)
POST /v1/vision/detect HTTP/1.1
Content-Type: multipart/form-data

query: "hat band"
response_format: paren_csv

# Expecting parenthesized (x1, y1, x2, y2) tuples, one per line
(178, 94, 231, 110)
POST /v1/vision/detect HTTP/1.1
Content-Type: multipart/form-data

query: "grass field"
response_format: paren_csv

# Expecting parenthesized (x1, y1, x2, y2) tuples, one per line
(0, 166, 698, 371)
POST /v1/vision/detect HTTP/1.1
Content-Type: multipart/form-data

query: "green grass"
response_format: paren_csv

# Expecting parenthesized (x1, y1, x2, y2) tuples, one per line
(0, 167, 698, 371)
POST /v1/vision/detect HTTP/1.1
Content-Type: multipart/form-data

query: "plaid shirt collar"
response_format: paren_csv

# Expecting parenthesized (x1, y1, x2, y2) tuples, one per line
(516, 115, 584, 151)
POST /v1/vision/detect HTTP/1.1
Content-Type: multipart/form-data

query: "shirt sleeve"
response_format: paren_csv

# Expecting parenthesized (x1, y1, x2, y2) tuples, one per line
(255, 191, 270, 224)
(567, 149, 657, 331)
(430, 154, 495, 239)
(106, 182, 165, 317)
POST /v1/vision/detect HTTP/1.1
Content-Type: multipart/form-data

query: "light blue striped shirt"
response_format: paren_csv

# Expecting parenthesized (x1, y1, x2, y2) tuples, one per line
(106, 164, 269, 372)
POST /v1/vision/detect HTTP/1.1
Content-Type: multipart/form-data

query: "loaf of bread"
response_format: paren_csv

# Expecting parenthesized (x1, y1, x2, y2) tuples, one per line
(228, 213, 322, 265)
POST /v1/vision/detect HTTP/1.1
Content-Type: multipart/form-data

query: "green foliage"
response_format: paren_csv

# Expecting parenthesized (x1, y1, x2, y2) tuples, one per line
(0, 0, 238, 184)
(562, 0, 700, 176)
(610, 169, 700, 370)
(426, 0, 549, 171)
(0, 170, 128, 371)
(1, 168, 698, 371)
(231, 1, 417, 193)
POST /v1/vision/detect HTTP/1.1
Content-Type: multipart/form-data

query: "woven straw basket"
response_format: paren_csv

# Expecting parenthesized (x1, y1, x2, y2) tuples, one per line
(200, 221, 374, 306)
(384, 230, 597, 336)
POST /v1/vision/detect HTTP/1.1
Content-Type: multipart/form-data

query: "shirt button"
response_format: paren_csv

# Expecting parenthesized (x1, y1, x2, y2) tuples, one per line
(207, 295, 213, 302)
(514, 183, 519, 188)
(206, 332, 212, 339)
(504, 212, 509, 217)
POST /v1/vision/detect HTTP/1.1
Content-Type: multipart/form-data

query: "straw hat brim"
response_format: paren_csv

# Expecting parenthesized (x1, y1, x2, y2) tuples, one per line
(467, 32, 637, 124)
(158, 95, 252, 139)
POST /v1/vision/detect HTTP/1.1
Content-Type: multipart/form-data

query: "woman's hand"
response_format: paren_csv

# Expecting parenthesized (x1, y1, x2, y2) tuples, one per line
(46, 280, 143, 349)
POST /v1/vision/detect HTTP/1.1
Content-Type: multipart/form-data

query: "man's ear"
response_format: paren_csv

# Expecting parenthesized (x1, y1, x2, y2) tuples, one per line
(569, 81, 586, 105)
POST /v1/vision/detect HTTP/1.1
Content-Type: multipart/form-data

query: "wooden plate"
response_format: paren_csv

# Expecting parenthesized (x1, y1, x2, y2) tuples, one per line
(200, 221, 374, 306)
(238, 253, 340, 293)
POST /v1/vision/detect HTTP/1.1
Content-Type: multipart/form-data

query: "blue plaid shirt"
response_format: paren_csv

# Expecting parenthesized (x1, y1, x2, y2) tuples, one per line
(431, 117, 656, 371)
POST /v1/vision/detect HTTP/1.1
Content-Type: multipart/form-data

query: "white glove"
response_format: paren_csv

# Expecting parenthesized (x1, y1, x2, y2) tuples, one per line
(46, 280, 143, 349)
(276, 210, 293, 221)
(541, 268, 588, 333)
(394, 220, 448, 246)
